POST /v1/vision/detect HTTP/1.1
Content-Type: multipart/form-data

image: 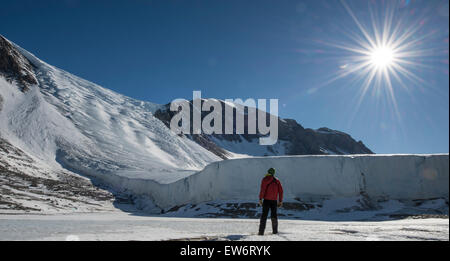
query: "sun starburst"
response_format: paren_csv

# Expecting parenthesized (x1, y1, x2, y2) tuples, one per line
(369, 46, 395, 69)
(316, 0, 442, 123)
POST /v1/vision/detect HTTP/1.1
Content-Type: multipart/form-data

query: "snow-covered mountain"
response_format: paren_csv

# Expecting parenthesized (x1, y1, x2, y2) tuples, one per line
(0, 34, 225, 212)
(0, 34, 371, 180)
(0, 35, 222, 184)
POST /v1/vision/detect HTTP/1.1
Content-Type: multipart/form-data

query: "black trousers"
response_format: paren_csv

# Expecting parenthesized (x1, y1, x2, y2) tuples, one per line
(258, 199, 278, 235)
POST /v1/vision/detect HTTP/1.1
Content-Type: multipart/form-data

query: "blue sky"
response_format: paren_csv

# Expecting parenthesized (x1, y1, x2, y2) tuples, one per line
(1, 0, 448, 154)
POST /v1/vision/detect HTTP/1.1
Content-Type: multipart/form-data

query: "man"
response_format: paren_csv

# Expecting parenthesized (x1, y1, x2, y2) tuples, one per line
(258, 167, 283, 235)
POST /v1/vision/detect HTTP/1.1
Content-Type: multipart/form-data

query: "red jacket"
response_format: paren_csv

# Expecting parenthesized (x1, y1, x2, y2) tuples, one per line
(259, 175, 283, 202)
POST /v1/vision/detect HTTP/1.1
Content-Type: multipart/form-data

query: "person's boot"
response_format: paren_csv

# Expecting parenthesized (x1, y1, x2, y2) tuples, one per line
(258, 218, 267, 235)
(271, 218, 278, 234)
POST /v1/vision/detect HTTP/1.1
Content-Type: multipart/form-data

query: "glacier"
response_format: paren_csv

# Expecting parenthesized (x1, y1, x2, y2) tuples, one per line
(89, 154, 449, 209)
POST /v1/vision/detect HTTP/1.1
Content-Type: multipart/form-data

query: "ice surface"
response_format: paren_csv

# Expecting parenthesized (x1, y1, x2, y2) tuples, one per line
(0, 212, 447, 241)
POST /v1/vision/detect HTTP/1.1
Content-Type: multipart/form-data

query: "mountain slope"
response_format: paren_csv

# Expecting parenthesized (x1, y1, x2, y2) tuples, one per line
(0, 136, 115, 213)
(0, 35, 221, 186)
(154, 101, 373, 158)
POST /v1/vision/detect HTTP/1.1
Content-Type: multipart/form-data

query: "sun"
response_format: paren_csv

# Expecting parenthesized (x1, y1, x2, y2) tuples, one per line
(315, 0, 438, 123)
(369, 46, 395, 69)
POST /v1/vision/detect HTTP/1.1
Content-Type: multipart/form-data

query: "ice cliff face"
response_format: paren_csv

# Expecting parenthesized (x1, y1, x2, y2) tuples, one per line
(96, 154, 449, 210)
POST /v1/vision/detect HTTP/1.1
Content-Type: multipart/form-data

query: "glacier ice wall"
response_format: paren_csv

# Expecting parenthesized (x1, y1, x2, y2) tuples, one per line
(87, 154, 449, 209)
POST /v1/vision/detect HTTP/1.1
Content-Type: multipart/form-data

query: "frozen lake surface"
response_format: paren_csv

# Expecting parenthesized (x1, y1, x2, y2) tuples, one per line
(0, 212, 448, 241)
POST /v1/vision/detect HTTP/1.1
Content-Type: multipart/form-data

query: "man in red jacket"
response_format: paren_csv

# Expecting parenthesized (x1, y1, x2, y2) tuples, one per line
(258, 167, 283, 235)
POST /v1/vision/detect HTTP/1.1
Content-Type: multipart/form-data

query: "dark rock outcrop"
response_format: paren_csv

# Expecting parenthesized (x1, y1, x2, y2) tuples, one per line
(154, 100, 373, 158)
(0, 35, 37, 92)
